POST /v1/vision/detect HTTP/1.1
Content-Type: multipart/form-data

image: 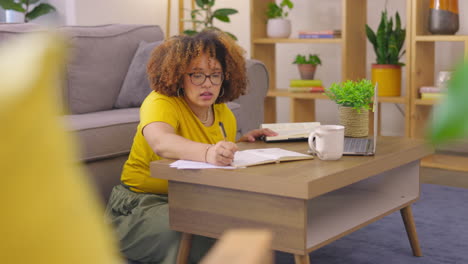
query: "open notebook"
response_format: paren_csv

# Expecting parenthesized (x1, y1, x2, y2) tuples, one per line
(261, 122, 321, 142)
(170, 148, 313, 169)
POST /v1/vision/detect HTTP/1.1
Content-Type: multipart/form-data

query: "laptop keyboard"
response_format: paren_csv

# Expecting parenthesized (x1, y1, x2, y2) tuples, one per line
(344, 138, 369, 153)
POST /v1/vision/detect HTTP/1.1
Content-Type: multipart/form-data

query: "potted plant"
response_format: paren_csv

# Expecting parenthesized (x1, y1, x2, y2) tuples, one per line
(0, 0, 56, 23)
(293, 53, 321, 80)
(366, 9, 406, 97)
(182, 0, 238, 40)
(265, 0, 294, 38)
(325, 79, 375, 137)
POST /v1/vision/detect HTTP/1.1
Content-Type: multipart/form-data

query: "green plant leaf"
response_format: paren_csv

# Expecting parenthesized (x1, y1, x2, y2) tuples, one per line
(183, 29, 199, 36)
(25, 3, 55, 21)
(214, 15, 229, 22)
(190, 9, 202, 19)
(213, 8, 238, 16)
(207, 0, 215, 7)
(325, 79, 374, 111)
(195, 0, 205, 8)
(367, 9, 405, 65)
(266, 3, 282, 19)
(0, 0, 25, 12)
(429, 61, 468, 145)
(224, 31, 238, 41)
(376, 12, 388, 64)
(281, 0, 293, 9)
(20, 0, 39, 4)
(388, 33, 398, 64)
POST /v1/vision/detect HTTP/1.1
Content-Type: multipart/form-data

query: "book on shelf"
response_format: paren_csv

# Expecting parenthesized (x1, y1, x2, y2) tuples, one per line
(261, 122, 321, 142)
(298, 29, 341, 39)
(419, 86, 443, 93)
(290, 79, 323, 87)
(288, 86, 325, 93)
(298, 34, 337, 39)
(231, 148, 313, 167)
(421, 92, 445, 100)
(298, 30, 341, 35)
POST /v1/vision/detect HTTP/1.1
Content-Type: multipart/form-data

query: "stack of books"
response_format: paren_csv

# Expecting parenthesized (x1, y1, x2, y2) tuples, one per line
(298, 30, 342, 39)
(419, 86, 445, 100)
(288, 79, 325, 93)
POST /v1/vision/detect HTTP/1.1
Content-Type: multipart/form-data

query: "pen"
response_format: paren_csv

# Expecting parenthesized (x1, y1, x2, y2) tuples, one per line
(219, 122, 227, 141)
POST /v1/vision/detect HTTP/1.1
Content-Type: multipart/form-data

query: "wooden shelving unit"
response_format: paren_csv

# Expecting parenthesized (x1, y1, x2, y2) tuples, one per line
(251, 0, 411, 135)
(250, 0, 368, 123)
(408, 0, 468, 172)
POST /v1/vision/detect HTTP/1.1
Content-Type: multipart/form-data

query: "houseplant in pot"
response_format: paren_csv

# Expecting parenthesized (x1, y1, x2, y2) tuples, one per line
(182, 0, 239, 40)
(366, 9, 405, 97)
(265, 0, 294, 38)
(0, 0, 56, 23)
(325, 79, 375, 137)
(293, 53, 321, 80)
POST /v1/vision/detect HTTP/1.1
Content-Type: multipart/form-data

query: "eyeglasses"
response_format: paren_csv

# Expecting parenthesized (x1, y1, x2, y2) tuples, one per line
(187, 72, 224, 86)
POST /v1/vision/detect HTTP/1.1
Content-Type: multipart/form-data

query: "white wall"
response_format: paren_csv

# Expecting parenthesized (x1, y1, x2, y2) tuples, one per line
(48, 0, 468, 136)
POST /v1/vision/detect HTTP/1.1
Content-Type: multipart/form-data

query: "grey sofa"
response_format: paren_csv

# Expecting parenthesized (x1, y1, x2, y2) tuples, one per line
(0, 23, 269, 203)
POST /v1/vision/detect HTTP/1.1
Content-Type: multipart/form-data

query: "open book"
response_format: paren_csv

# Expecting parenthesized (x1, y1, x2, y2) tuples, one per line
(170, 148, 313, 169)
(261, 122, 321, 142)
(231, 148, 313, 167)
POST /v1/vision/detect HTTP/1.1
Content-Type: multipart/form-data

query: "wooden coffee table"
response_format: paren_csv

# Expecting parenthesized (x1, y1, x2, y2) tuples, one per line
(151, 136, 432, 264)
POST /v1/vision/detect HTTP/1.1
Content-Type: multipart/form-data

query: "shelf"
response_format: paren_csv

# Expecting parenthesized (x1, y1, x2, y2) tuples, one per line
(251, 0, 368, 123)
(253, 38, 342, 44)
(266, 90, 407, 104)
(414, 99, 440, 105)
(267, 89, 328, 99)
(377, 96, 406, 104)
(415, 35, 468, 42)
(421, 154, 468, 172)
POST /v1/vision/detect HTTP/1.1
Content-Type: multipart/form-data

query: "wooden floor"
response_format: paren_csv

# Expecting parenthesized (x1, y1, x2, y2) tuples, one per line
(421, 167, 468, 189)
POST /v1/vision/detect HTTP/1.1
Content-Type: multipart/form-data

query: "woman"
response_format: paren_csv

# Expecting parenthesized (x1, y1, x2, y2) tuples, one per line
(105, 30, 277, 263)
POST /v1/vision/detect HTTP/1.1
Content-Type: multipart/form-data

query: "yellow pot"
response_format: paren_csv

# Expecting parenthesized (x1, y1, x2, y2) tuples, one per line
(371, 64, 402, 97)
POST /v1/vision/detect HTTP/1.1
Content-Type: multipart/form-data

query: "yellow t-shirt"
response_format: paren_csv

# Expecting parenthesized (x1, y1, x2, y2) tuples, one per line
(121, 92, 237, 194)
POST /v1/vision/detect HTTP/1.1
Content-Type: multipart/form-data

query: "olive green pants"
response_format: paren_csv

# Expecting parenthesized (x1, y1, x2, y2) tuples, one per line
(105, 184, 216, 264)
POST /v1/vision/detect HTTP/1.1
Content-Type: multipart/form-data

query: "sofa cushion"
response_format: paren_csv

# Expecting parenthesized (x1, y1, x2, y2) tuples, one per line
(232, 59, 269, 136)
(60, 24, 164, 114)
(115, 40, 163, 108)
(65, 108, 140, 162)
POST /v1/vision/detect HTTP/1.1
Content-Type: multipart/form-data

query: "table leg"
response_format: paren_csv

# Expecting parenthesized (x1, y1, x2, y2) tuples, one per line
(294, 254, 310, 264)
(176, 233, 192, 264)
(400, 205, 422, 257)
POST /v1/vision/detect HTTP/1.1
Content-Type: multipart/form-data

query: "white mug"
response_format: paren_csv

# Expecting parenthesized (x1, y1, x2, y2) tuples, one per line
(308, 125, 345, 161)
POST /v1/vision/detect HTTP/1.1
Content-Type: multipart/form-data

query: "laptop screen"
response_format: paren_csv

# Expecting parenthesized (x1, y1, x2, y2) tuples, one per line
(372, 83, 378, 151)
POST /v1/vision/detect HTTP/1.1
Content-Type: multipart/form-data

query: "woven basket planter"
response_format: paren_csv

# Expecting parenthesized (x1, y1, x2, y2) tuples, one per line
(339, 106, 369, 137)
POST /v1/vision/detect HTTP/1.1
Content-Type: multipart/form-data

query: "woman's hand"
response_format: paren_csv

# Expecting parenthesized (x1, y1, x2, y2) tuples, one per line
(206, 141, 238, 166)
(239, 128, 278, 142)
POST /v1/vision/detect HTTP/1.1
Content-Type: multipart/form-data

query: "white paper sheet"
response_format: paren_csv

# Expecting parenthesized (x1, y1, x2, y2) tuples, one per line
(169, 160, 238, 169)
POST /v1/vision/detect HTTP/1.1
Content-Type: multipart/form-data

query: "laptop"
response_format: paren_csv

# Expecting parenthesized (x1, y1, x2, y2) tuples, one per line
(343, 83, 378, 156)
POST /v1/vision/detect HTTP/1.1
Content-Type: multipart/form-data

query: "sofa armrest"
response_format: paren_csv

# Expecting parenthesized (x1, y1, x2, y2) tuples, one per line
(231, 59, 269, 140)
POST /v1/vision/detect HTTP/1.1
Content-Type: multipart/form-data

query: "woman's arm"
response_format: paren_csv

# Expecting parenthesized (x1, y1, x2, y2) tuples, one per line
(143, 122, 238, 166)
(238, 128, 278, 142)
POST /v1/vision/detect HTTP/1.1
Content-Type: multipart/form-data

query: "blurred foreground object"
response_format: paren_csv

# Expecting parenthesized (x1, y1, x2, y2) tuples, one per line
(429, 60, 468, 145)
(200, 229, 273, 264)
(0, 32, 121, 263)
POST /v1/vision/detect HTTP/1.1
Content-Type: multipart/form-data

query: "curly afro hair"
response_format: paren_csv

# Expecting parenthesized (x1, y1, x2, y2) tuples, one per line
(147, 30, 247, 103)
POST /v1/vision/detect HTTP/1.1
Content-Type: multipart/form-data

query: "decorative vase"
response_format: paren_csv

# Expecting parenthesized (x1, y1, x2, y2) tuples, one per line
(429, 0, 459, 35)
(297, 64, 317, 80)
(371, 64, 402, 97)
(267, 18, 291, 38)
(339, 106, 369, 137)
(5, 10, 25, 23)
